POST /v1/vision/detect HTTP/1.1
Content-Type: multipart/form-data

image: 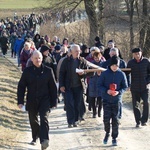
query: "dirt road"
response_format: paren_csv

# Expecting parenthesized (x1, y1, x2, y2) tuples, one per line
(2, 52, 150, 150)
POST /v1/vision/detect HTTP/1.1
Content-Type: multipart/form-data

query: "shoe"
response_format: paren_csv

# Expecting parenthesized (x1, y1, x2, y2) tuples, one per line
(103, 133, 110, 144)
(68, 124, 73, 128)
(41, 139, 49, 150)
(112, 139, 117, 146)
(136, 123, 140, 128)
(98, 113, 101, 117)
(141, 123, 147, 126)
(30, 140, 36, 145)
(93, 114, 96, 118)
(73, 123, 78, 127)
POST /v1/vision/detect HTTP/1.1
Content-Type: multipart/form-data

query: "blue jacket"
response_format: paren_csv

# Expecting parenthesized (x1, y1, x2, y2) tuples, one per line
(88, 60, 105, 97)
(97, 67, 128, 103)
(14, 38, 24, 53)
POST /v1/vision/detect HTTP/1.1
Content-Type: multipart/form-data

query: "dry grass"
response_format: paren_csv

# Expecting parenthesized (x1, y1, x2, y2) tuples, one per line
(0, 57, 29, 149)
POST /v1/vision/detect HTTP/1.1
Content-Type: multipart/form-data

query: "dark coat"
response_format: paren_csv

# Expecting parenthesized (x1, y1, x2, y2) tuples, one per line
(98, 67, 128, 103)
(20, 49, 32, 71)
(0, 36, 9, 49)
(127, 57, 150, 91)
(59, 56, 93, 92)
(17, 64, 57, 111)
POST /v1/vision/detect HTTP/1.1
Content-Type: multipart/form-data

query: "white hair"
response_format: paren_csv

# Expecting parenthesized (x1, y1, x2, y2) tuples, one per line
(32, 50, 43, 58)
(90, 46, 100, 52)
(109, 47, 119, 56)
(70, 44, 80, 51)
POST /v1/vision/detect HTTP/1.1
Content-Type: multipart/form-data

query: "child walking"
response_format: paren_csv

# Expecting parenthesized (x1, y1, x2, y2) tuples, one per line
(98, 55, 128, 146)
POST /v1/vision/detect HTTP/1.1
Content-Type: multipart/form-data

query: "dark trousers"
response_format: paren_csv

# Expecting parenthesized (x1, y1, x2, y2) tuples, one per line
(131, 89, 149, 124)
(103, 102, 119, 139)
(65, 86, 83, 124)
(28, 107, 50, 143)
(1, 47, 7, 55)
(89, 96, 102, 116)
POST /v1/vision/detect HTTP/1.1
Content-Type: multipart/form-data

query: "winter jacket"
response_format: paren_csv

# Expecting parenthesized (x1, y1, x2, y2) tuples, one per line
(17, 64, 57, 111)
(59, 56, 93, 92)
(20, 49, 33, 71)
(14, 38, 24, 53)
(88, 59, 105, 97)
(98, 67, 128, 103)
(127, 57, 150, 92)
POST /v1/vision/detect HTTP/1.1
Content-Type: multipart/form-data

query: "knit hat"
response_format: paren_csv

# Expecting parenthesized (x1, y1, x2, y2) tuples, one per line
(55, 45, 61, 51)
(40, 45, 50, 53)
(95, 36, 100, 42)
(131, 48, 141, 53)
(110, 55, 120, 66)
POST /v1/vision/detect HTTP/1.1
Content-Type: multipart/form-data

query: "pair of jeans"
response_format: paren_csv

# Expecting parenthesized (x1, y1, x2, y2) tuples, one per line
(103, 102, 119, 139)
(65, 86, 83, 124)
(131, 89, 149, 124)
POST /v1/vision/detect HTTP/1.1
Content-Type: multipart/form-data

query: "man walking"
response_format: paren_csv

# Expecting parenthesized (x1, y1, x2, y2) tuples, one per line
(17, 50, 57, 150)
(127, 48, 150, 127)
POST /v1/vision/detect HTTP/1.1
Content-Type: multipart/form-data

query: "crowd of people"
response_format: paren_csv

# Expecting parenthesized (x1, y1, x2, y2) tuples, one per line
(0, 14, 149, 150)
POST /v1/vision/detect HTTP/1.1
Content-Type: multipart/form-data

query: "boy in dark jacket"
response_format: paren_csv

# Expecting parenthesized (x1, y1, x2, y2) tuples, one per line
(98, 55, 128, 146)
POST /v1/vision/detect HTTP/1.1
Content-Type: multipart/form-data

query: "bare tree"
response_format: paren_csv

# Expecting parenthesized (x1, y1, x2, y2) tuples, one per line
(125, 0, 135, 52)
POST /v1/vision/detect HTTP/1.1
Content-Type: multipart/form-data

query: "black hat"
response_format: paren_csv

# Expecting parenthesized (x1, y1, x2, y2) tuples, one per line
(110, 55, 120, 66)
(95, 36, 100, 42)
(40, 45, 50, 53)
(55, 45, 61, 51)
(131, 48, 141, 53)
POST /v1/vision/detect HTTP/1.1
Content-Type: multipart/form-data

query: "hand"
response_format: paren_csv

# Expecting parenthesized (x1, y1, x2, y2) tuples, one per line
(111, 91, 119, 96)
(60, 86, 65, 93)
(97, 71, 101, 76)
(107, 90, 113, 95)
(18, 104, 23, 109)
(77, 72, 84, 76)
(127, 87, 130, 91)
(147, 84, 150, 89)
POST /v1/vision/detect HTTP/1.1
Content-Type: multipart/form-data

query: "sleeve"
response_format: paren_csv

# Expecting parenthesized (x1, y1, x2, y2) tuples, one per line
(118, 72, 128, 95)
(59, 59, 66, 88)
(48, 68, 58, 108)
(97, 72, 108, 94)
(17, 71, 27, 105)
(146, 60, 150, 84)
(126, 60, 131, 87)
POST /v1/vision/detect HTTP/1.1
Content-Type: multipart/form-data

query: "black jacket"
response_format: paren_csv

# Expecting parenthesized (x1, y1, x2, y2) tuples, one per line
(59, 56, 93, 92)
(127, 57, 150, 91)
(17, 64, 57, 111)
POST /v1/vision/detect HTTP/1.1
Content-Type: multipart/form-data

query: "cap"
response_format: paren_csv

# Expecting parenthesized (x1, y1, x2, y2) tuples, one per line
(110, 55, 120, 66)
(131, 48, 142, 53)
(40, 45, 50, 53)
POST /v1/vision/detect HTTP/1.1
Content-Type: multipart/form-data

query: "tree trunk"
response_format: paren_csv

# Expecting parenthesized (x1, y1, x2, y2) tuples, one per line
(139, 0, 147, 49)
(125, 0, 135, 58)
(97, 0, 104, 42)
(143, 16, 150, 57)
(84, 0, 98, 46)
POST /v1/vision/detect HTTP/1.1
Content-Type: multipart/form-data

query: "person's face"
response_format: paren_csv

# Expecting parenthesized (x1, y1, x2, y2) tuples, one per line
(109, 51, 117, 57)
(24, 45, 30, 50)
(108, 43, 114, 48)
(93, 56, 101, 62)
(133, 52, 142, 61)
(110, 65, 119, 72)
(32, 53, 43, 67)
(43, 50, 49, 56)
(71, 47, 81, 59)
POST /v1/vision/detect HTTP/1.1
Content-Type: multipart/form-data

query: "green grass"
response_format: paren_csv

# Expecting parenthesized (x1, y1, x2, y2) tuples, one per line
(0, 0, 49, 9)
